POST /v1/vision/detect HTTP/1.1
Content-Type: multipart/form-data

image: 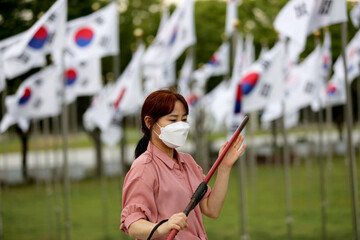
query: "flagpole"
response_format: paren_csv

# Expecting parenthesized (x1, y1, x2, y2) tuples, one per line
(52, 115, 63, 240)
(314, 30, 327, 240)
(0, 89, 5, 240)
(43, 117, 54, 237)
(322, 27, 334, 210)
(282, 38, 292, 240)
(340, 21, 360, 240)
(233, 24, 249, 240)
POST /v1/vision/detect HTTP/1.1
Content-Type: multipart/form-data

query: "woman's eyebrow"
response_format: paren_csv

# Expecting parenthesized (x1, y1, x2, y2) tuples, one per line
(168, 114, 187, 117)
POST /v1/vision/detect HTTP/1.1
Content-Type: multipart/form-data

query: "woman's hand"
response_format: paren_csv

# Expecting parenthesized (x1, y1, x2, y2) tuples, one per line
(218, 134, 246, 170)
(158, 212, 188, 235)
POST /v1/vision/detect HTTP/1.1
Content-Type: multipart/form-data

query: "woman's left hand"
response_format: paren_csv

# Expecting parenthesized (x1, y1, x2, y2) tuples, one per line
(218, 134, 246, 170)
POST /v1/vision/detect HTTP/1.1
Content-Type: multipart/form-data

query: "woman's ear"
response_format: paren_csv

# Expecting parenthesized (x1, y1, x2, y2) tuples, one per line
(144, 116, 153, 130)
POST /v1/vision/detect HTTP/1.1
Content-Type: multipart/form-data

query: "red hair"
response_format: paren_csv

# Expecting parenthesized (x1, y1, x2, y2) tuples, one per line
(135, 89, 189, 158)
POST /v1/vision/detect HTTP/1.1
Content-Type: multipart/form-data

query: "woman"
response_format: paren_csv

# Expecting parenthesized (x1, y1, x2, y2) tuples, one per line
(120, 89, 246, 240)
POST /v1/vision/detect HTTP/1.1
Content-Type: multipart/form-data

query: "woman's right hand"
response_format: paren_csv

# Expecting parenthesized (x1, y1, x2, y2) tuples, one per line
(158, 212, 188, 235)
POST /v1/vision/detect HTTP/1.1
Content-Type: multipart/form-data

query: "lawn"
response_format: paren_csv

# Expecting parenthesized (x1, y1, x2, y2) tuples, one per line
(1, 155, 356, 240)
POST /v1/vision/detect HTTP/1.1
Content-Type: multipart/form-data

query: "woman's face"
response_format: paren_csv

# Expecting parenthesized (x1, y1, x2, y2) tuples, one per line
(154, 100, 188, 132)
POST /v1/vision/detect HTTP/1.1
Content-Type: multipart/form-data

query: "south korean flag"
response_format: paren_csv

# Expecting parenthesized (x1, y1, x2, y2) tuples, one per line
(65, 2, 119, 64)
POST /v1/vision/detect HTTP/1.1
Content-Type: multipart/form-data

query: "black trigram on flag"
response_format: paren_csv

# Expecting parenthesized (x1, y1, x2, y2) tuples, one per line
(260, 83, 271, 98)
(33, 98, 43, 109)
(95, 16, 104, 25)
(304, 82, 314, 94)
(18, 52, 30, 64)
(48, 13, 57, 23)
(294, 2, 308, 18)
(99, 37, 109, 48)
(318, 0, 332, 15)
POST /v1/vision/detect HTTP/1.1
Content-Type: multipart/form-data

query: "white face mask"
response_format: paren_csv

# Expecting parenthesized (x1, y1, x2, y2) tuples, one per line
(154, 121, 190, 148)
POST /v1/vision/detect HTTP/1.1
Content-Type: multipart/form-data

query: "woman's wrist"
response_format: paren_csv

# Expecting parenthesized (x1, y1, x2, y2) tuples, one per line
(218, 164, 232, 174)
(156, 222, 169, 236)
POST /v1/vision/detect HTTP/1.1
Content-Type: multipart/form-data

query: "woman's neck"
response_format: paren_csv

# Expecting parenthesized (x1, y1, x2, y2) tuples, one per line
(151, 137, 178, 163)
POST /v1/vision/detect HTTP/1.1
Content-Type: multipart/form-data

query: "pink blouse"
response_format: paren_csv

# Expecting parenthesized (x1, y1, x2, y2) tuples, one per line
(120, 141, 211, 240)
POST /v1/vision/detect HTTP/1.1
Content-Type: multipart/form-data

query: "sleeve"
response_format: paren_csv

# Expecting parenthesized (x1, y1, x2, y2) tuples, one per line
(120, 171, 157, 235)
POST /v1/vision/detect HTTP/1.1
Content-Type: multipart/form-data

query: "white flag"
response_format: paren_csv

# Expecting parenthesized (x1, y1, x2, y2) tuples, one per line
(142, 0, 196, 66)
(0, 65, 62, 133)
(274, 0, 315, 48)
(325, 74, 346, 107)
(0, 51, 5, 92)
(311, 30, 332, 111)
(333, 29, 360, 83)
(225, 0, 241, 36)
(203, 81, 232, 129)
(3, 0, 66, 63)
(274, 0, 347, 49)
(83, 83, 115, 132)
(64, 58, 102, 104)
(285, 46, 322, 113)
(65, 2, 119, 63)
(0, 32, 47, 80)
(241, 42, 286, 113)
(178, 51, 194, 97)
(307, 0, 348, 34)
(351, 2, 360, 28)
(143, 8, 175, 95)
(158, 8, 170, 35)
(143, 63, 176, 95)
(192, 42, 230, 88)
(111, 44, 145, 117)
(84, 44, 145, 132)
(242, 34, 255, 69)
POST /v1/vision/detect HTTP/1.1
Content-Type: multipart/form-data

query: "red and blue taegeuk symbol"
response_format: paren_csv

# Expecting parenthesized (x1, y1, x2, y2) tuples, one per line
(234, 83, 242, 114)
(208, 55, 219, 66)
(28, 26, 49, 49)
(241, 72, 259, 95)
(323, 54, 331, 70)
(74, 27, 94, 47)
(326, 83, 337, 96)
(169, 26, 178, 46)
(186, 94, 199, 106)
(65, 68, 77, 86)
(18, 87, 32, 105)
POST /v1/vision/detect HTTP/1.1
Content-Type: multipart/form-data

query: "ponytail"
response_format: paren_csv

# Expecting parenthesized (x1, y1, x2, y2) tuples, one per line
(135, 134, 150, 159)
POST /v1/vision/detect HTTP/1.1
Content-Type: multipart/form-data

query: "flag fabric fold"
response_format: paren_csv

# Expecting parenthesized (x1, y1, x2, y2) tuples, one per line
(142, 0, 196, 67)
(192, 42, 230, 94)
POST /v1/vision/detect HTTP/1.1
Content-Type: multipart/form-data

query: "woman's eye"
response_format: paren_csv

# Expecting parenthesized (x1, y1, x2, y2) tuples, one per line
(169, 119, 176, 122)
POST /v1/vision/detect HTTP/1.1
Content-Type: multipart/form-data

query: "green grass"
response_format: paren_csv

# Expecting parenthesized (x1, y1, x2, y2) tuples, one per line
(1, 156, 357, 240)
